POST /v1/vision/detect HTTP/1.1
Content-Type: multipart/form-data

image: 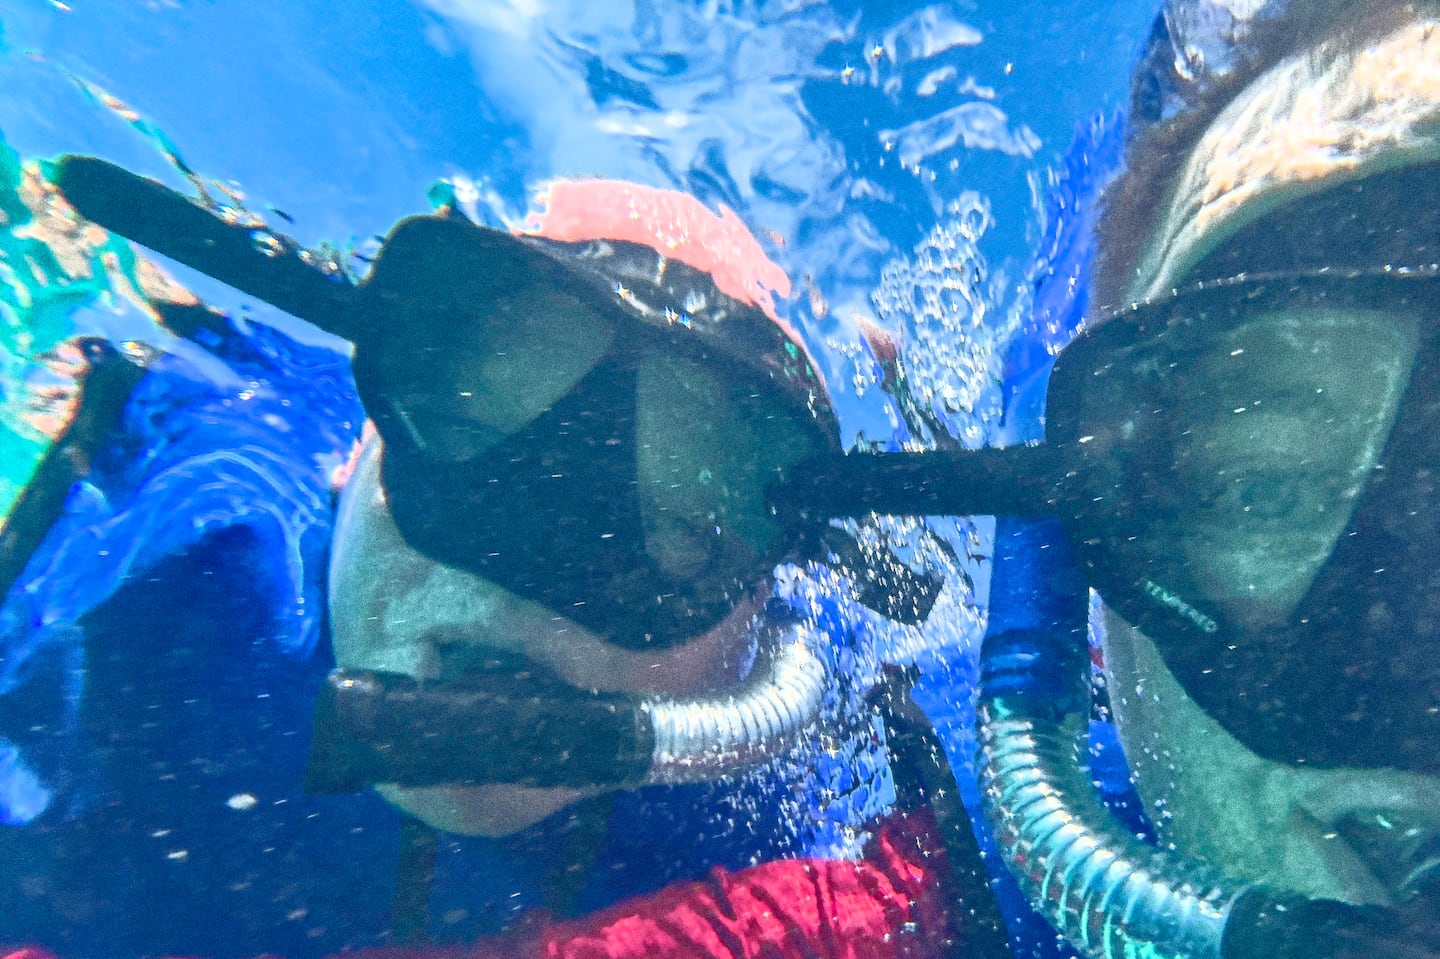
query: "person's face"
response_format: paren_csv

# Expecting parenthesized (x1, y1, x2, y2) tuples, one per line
(1084, 5, 1440, 914)
(1165, 308, 1417, 632)
(326, 436, 757, 837)
(1088, 291, 1438, 905)
(1101, 606, 1440, 906)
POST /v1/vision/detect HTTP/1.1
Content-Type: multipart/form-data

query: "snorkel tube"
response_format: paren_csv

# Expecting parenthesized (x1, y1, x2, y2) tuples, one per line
(642, 616, 830, 783)
(975, 518, 1245, 959)
(306, 612, 829, 793)
(975, 517, 1440, 959)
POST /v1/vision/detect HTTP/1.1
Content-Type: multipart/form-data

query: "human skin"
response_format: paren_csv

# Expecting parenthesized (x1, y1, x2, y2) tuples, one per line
(1090, 7, 1440, 909)
(1101, 607, 1440, 906)
(326, 435, 760, 836)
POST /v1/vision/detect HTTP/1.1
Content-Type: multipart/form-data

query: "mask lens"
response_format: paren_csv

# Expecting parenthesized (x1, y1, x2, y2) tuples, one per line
(1052, 279, 1421, 640)
(359, 218, 624, 464)
(636, 354, 821, 585)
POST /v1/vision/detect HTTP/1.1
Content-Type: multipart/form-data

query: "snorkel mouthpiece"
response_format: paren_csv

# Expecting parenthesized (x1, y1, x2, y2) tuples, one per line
(307, 617, 830, 793)
(306, 667, 654, 792)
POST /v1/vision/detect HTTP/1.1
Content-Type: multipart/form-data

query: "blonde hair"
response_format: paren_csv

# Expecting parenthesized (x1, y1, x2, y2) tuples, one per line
(1092, 1, 1438, 310)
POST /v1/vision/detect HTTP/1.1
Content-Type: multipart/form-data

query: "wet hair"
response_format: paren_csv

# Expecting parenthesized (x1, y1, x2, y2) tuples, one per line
(1091, 0, 1438, 311)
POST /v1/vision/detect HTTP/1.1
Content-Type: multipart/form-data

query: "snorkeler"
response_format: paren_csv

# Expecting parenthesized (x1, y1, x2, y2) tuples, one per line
(965, 3, 1440, 958)
(20, 160, 1012, 958)
(27, 3, 1440, 956)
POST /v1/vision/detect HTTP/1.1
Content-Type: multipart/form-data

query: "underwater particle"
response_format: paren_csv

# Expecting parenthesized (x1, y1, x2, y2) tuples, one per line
(0, 742, 52, 824)
(227, 792, 258, 810)
(427, 178, 458, 214)
(802, 273, 828, 321)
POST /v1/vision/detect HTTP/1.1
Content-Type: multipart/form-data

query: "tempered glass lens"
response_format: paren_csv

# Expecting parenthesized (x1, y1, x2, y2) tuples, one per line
(391, 286, 615, 460)
(1169, 310, 1416, 626)
(463, 286, 616, 436)
(636, 354, 821, 584)
(1078, 306, 1418, 630)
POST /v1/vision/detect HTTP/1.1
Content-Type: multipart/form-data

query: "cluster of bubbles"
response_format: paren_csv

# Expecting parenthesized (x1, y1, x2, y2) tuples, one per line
(868, 192, 1024, 450)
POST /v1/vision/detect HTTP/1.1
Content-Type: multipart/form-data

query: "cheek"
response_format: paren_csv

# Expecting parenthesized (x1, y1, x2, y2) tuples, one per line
(1099, 607, 1347, 898)
(535, 592, 759, 697)
(1100, 605, 1440, 906)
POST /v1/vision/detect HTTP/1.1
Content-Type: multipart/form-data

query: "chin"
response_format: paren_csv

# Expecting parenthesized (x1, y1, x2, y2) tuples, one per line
(375, 782, 596, 838)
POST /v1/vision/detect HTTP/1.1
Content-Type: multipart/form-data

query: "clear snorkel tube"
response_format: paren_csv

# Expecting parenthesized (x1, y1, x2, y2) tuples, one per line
(976, 611, 1440, 959)
(641, 614, 830, 784)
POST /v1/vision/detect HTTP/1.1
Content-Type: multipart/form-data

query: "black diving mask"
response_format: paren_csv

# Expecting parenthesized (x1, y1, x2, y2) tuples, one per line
(852, 263, 1440, 777)
(53, 156, 947, 654)
(784, 266, 1440, 775)
(351, 217, 839, 650)
(781, 158, 1440, 776)
(1039, 158, 1440, 776)
(1047, 266, 1440, 775)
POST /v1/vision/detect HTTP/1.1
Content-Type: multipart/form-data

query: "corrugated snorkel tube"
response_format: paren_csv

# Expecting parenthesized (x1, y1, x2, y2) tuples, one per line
(306, 606, 829, 794)
(976, 516, 1248, 959)
(642, 612, 830, 784)
(977, 516, 1440, 959)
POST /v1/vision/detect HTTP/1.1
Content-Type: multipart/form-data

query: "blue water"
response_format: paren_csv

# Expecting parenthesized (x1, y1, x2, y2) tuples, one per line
(0, 3, 1161, 957)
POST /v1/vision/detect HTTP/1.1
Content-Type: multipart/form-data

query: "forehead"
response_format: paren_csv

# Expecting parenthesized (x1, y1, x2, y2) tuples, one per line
(1097, 12, 1440, 309)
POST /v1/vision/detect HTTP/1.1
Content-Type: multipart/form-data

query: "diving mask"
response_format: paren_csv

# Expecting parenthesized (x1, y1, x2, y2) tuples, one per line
(1048, 265, 1440, 774)
(53, 156, 849, 649)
